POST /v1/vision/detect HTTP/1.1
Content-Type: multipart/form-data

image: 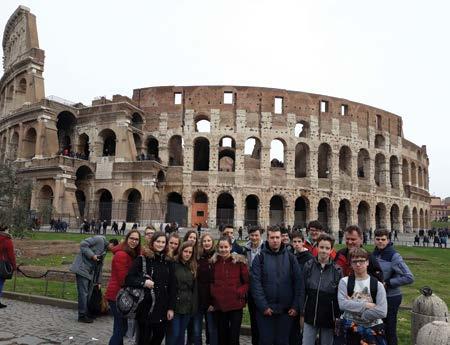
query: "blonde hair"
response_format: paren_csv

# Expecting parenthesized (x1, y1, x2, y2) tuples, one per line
(197, 233, 215, 258)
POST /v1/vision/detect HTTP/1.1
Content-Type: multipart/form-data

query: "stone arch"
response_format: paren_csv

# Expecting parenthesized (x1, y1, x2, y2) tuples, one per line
(270, 195, 285, 226)
(131, 112, 143, 130)
(357, 201, 370, 232)
(374, 153, 386, 187)
(38, 185, 54, 223)
(157, 170, 165, 183)
(357, 149, 370, 179)
(294, 121, 310, 138)
(75, 165, 94, 218)
(195, 116, 211, 133)
(425, 209, 429, 228)
(57, 111, 77, 154)
(23, 127, 37, 159)
(419, 208, 425, 229)
(295, 143, 309, 178)
(390, 204, 400, 231)
(7, 84, 14, 100)
(376, 203, 387, 230)
(10, 131, 19, 161)
(0, 136, 6, 162)
(245, 194, 259, 226)
(402, 206, 411, 232)
(423, 168, 428, 190)
(412, 207, 419, 231)
(18, 78, 27, 93)
(97, 189, 113, 222)
(374, 134, 385, 149)
(244, 137, 261, 169)
(98, 129, 116, 156)
(77, 133, 90, 159)
(318, 198, 331, 231)
(294, 196, 309, 227)
(339, 199, 351, 231)
(270, 139, 285, 168)
(402, 159, 410, 185)
(192, 191, 208, 227)
(410, 162, 417, 186)
(166, 192, 187, 226)
(75, 190, 86, 218)
(216, 192, 235, 226)
(146, 136, 159, 161)
(133, 133, 143, 157)
(218, 136, 236, 172)
(193, 137, 210, 171)
(124, 189, 142, 223)
(418, 166, 423, 188)
(389, 156, 400, 189)
(318, 143, 332, 178)
(168, 135, 183, 166)
(339, 146, 352, 177)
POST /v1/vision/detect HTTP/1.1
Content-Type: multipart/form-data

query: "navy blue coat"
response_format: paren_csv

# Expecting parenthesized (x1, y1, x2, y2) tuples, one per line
(250, 242, 304, 314)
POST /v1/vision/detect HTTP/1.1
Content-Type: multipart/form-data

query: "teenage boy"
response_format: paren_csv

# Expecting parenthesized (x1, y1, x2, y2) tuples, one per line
(304, 221, 336, 259)
(244, 227, 264, 345)
(281, 227, 293, 252)
(338, 248, 387, 345)
(373, 229, 414, 345)
(222, 225, 245, 255)
(301, 234, 342, 345)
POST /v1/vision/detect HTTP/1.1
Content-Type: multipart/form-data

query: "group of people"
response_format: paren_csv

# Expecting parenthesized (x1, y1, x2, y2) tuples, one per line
(414, 228, 448, 248)
(67, 219, 414, 345)
(49, 218, 69, 232)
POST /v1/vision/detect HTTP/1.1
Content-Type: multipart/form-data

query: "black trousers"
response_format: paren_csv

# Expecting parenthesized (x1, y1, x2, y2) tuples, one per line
(216, 309, 243, 345)
(248, 295, 259, 345)
(137, 318, 167, 345)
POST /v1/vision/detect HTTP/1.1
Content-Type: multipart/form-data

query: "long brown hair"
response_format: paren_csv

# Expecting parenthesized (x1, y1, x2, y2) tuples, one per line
(197, 233, 215, 258)
(176, 240, 197, 277)
(183, 230, 198, 245)
(143, 231, 168, 257)
(121, 230, 141, 258)
(167, 233, 181, 259)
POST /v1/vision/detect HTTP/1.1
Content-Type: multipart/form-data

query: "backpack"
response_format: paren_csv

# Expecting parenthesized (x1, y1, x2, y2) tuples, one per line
(347, 274, 378, 302)
(116, 256, 148, 318)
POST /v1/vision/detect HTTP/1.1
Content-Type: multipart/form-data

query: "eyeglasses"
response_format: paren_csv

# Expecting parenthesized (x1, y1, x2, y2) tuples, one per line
(129, 237, 140, 242)
(145, 233, 153, 236)
(351, 259, 367, 265)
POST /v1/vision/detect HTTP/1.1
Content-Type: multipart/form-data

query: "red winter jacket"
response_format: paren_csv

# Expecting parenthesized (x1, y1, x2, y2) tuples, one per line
(0, 232, 16, 270)
(210, 253, 249, 312)
(304, 240, 336, 259)
(105, 246, 134, 301)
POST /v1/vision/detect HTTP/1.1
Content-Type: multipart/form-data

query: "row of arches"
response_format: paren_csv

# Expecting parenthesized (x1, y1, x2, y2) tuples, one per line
(402, 158, 429, 190)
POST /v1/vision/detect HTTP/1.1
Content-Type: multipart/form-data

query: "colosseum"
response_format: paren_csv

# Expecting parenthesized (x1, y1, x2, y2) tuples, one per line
(0, 6, 431, 232)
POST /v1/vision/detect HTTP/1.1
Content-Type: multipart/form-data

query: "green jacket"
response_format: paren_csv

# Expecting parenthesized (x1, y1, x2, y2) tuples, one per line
(173, 261, 198, 314)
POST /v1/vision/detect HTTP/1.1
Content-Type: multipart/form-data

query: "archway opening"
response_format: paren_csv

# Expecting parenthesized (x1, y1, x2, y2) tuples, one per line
(77, 133, 90, 159)
(295, 143, 309, 178)
(195, 118, 211, 133)
(38, 185, 54, 224)
(192, 191, 208, 227)
(375, 134, 385, 149)
(126, 189, 142, 223)
(168, 135, 184, 166)
(57, 111, 77, 155)
(318, 143, 332, 178)
(166, 192, 187, 226)
(98, 189, 113, 222)
(374, 153, 386, 187)
(23, 128, 37, 159)
(245, 195, 259, 226)
(357, 201, 370, 232)
(339, 146, 352, 177)
(99, 129, 116, 156)
(10, 132, 19, 161)
(270, 139, 285, 168)
(193, 137, 210, 171)
(375, 203, 387, 230)
(339, 199, 351, 231)
(318, 198, 330, 231)
(391, 204, 400, 231)
(294, 197, 308, 228)
(294, 121, 309, 138)
(402, 206, 411, 232)
(357, 149, 370, 179)
(390, 156, 400, 189)
(216, 193, 234, 226)
(244, 137, 261, 169)
(412, 207, 418, 231)
(131, 113, 143, 130)
(270, 195, 285, 226)
(75, 190, 86, 218)
(146, 137, 159, 161)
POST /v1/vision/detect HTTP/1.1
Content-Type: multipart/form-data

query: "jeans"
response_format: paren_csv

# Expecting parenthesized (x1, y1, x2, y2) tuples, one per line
(0, 277, 4, 298)
(76, 274, 93, 318)
(206, 310, 218, 345)
(109, 301, 128, 345)
(248, 295, 259, 345)
(302, 323, 334, 345)
(166, 313, 192, 345)
(256, 312, 293, 345)
(384, 295, 402, 345)
(216, 309, 243, 345)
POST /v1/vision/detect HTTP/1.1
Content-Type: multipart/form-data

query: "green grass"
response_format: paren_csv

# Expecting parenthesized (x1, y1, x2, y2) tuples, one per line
(4, 276, 78, 300)
(29, 231, 122, 242)
(430, 221, 450, 229)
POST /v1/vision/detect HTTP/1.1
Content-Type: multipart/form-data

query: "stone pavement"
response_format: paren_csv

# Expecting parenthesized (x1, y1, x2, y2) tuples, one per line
(0, 298, 252, 345)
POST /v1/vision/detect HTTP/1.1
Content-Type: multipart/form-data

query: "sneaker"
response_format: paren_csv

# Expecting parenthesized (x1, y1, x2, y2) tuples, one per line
(78, 316, 93, 323)
(0, 302, 7, 308)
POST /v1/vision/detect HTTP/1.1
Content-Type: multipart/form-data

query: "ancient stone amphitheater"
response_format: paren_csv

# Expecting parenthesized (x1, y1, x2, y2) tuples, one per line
(0, 6, 430, 232)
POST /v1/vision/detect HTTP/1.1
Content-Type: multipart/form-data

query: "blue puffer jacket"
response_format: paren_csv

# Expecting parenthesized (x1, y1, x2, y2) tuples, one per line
(250, 242, 303, 313)
(373, 242, 414, 297)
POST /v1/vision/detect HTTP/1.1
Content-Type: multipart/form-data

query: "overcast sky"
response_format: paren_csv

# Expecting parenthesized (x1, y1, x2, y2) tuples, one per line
(1, 0, 449, 197)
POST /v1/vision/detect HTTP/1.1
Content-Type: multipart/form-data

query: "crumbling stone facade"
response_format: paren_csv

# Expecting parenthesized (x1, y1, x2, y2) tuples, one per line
(0, 6, 430, 232)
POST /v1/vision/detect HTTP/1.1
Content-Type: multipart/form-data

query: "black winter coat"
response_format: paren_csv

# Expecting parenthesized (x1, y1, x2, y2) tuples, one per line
(301, 258, 342, 329)
(197, 249, 214, 311)
(124, 253, 176, 323)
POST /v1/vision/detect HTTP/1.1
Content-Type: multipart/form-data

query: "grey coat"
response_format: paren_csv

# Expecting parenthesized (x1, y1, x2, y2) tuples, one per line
(70, 236, 108, 282)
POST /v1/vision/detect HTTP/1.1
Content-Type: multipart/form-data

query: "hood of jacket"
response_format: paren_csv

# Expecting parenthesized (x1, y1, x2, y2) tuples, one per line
(373, 241, 396, 261)
(244, 240, 263, 251)
(0, 231, 12, 241)
(210, 252, 247, 265)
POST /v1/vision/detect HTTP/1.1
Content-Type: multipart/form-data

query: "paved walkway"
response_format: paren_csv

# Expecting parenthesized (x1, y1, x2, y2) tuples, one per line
(0, 298, 252, 345)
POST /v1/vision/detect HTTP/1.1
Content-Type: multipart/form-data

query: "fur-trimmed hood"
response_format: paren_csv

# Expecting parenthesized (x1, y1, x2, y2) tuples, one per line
(141, 247, 171, 261)
(210, 252, 247, 265)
